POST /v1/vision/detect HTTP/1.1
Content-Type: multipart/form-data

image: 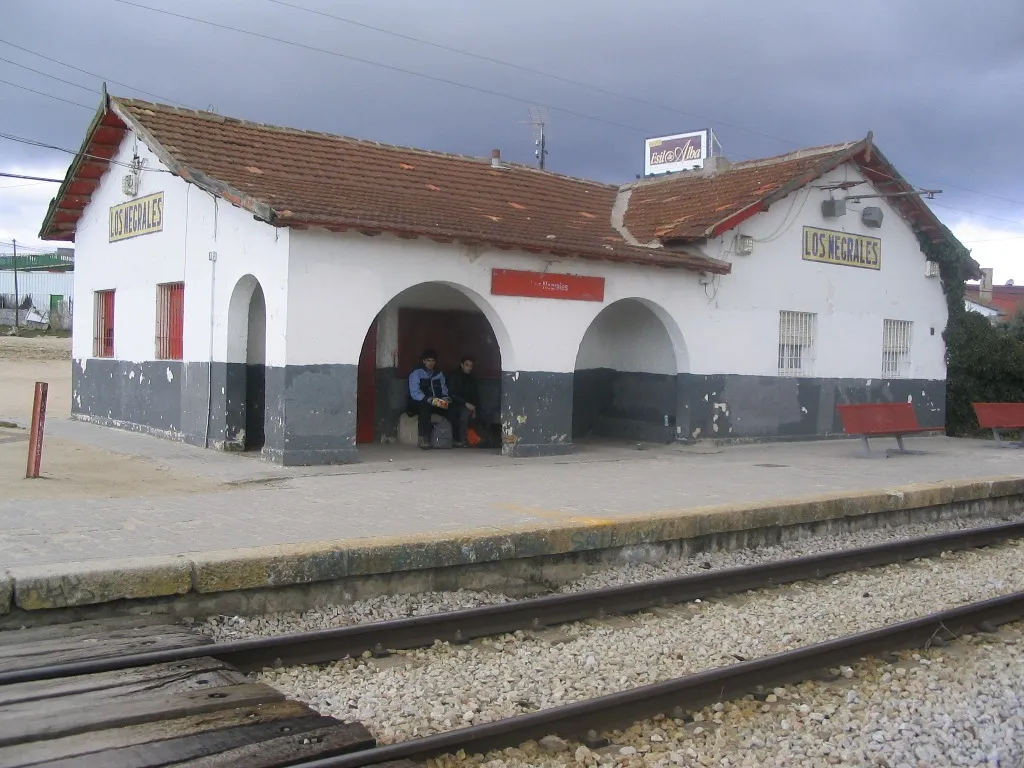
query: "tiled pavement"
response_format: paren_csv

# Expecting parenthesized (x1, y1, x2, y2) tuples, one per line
(3, 418, 1022, 569)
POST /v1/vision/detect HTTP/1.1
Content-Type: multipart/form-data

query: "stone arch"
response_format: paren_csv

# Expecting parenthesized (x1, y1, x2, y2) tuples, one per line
(573, 297, 688, 443)
(355, 280, 514, 447)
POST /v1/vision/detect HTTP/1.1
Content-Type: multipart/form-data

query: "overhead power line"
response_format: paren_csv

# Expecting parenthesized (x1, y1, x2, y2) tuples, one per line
(260, 0, 799, 150)
(107, 0, 659, 137)
(0, 172, 63, 182)
(0, 56, 98, 94)
(0, 38, 187, 106)
(261, 0, 1024, 210)
(0, 77, 93, 110)
(0, 131, 172, 174)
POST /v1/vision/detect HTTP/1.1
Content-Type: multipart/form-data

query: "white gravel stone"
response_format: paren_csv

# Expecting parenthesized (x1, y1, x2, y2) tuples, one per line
(257, 540, 1024, 749)
(450, 623, 1024, 767)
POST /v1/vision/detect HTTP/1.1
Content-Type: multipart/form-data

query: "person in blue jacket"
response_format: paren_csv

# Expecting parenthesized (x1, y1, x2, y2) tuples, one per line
(407, 348, 452, 449)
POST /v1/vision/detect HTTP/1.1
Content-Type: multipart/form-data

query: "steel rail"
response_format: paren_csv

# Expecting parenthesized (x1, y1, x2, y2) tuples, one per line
(1, 519, 1022, 686)
(292, 591, 1024, 767)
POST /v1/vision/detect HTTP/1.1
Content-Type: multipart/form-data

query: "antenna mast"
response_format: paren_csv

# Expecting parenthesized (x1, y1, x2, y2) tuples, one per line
(526, 106, 549, 170)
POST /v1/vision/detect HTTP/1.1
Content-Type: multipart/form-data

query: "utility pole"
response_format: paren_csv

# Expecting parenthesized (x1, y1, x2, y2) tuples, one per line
(11, 239, 19, 335)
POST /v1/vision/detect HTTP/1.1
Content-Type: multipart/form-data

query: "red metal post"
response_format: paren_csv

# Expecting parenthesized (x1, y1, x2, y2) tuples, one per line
(25, 381, 48, 479)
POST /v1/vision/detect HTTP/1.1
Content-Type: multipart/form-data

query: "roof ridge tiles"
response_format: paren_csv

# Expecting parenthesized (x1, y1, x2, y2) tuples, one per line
(113, 96, 617, 190)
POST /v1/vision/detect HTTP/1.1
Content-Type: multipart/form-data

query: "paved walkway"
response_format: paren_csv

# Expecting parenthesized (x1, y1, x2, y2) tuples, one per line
(2, 417, 1022, 570)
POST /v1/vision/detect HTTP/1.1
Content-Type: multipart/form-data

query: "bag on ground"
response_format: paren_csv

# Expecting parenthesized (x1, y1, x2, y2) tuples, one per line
(430, 419, 453, 449)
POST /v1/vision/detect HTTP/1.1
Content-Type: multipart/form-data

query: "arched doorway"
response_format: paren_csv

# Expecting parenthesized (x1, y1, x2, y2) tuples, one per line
(226, 275, 267, 452)
(572, 298, 685, 443)
(355, 282, 507, 449)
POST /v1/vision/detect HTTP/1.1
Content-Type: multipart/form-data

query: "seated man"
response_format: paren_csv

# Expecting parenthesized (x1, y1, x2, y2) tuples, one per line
(447, 355, 480, 447)
(407, 348, 451, 449)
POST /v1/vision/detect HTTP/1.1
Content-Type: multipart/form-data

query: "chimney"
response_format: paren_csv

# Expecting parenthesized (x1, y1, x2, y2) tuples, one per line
(491, 149, 502, 169)
(980, 267, 994, 303)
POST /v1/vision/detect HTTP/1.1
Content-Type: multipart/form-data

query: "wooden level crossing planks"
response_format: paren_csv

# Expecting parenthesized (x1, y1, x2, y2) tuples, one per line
(0, 618, 412, 768)
(0, 618, 210, 674)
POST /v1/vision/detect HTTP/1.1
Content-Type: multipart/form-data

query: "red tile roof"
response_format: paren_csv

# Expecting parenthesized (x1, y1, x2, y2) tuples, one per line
(40, 97, 729, 274)
(40, 95, 976, 280)
(624, 144, 858, 242)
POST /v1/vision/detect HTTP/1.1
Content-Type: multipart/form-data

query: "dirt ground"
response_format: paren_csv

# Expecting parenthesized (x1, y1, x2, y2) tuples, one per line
(0, 336, 226, 500)
(0, 335, 72, 424)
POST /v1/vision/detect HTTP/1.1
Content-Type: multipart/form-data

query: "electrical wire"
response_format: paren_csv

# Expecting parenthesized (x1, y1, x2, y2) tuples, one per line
(0, 131, 172, 174)
(0, 56, 98, 94)
(260, 0, 799, 150)
(107, 0, 659, 137)
(0, 38, 187, 107)
(0, 77, 93, 110)
(0, 171, 63, 182)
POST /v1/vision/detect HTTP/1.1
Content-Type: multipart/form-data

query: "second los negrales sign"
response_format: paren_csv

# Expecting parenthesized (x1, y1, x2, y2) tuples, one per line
(802, 226, 881, 270)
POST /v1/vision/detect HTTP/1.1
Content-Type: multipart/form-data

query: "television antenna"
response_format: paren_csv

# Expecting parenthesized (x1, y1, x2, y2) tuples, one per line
(520, 106, 549, 170)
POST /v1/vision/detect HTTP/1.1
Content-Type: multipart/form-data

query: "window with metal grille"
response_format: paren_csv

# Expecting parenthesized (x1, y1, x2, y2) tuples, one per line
(778, 310, 816, 377)
(93, 290, 115, 358)
(156, 282, 184, 360)
(882, 319, 913, 379)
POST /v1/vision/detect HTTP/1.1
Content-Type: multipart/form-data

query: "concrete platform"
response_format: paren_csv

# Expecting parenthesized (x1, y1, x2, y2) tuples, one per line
(2, 416, 1023, 624)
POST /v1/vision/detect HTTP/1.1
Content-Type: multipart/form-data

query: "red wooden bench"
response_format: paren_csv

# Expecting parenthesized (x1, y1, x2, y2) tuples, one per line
(836, 402, 930, 458)
(972, 403, 1024, 448)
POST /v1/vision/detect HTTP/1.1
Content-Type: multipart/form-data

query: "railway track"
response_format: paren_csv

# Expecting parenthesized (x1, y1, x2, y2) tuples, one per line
(284, 591, 1024, 767)
(1, 520, 1022, 766)
(3, 518, 1022, 686)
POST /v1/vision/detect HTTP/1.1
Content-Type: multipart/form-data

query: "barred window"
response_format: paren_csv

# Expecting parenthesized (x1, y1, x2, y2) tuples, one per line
(156, 282, 184, 360)
(93, 290, 115, 358)
(778, 311, 816, 377)
(882, 319, 913, 379)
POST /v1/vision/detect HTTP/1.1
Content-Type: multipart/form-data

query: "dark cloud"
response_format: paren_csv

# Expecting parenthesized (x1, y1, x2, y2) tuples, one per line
(2, 0, 1022, 268)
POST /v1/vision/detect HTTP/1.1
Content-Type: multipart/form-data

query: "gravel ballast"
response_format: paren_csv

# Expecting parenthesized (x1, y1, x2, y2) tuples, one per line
(449, 624, 1024, 767)
(258, 539, 1024, 748)
(200, 515, 1023, 643)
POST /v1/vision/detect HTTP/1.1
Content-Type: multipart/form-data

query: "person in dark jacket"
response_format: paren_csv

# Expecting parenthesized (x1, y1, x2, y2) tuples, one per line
(407, 348, 451, 449)
(447, 356, 480, 447)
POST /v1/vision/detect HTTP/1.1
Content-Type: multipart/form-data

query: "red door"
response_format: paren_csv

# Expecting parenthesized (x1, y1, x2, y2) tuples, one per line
(356, 322, 377, 443)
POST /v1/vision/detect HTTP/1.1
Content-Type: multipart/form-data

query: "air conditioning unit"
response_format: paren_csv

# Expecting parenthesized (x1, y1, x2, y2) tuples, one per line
(924, 261, 940, 278)
(121, 173, 139, 197)
(822, 199, 846, 218)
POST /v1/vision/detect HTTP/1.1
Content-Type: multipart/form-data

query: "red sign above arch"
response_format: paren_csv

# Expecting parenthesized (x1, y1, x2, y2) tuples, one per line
(490, 269, 605, 302)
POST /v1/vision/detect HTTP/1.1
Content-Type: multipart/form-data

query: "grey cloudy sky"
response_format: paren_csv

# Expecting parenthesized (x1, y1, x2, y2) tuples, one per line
(2, 0, 1022, 278)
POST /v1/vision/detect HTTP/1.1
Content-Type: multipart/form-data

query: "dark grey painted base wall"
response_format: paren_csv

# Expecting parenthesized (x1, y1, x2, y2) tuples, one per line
(573, 368, 676, 443)
(72, 358, 947, 465)
(501, 370, 574, 457)
(72, 359, 183, 435)
(678, 373, 946, 440)
(73, 359, 359, 466)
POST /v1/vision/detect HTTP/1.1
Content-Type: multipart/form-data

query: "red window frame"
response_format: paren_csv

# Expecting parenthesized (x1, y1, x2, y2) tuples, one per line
(93, 290, 115, 358)
(156, 282, 184, 360)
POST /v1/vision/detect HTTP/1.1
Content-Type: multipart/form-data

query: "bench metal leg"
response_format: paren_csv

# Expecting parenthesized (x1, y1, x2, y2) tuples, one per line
(992, 428, 1024, 448)
(886, 434, 926, 457)
(853, 435, 885, 459)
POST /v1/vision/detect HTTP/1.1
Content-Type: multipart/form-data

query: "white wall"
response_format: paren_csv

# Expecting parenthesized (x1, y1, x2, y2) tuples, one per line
(696, 163, 948, 380)
(288, 162, 948, 384)
(575, 299, 677, 374)
(70, 125, 289, 365)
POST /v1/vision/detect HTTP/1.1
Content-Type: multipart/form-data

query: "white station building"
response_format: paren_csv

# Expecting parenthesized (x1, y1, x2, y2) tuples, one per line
(40, 95, 971, 465)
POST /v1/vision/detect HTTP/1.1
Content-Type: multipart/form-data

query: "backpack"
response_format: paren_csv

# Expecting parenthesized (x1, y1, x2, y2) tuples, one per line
(430, 418, 453, 449)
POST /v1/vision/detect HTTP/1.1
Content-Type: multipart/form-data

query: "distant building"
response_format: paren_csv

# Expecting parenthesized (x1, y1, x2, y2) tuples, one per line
(0, 247, 74, 272)
(41, 95, 974, 465)
(965, 268, 1024, 322)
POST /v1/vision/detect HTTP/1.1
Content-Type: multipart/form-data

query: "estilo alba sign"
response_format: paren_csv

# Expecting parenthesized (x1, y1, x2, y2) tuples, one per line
(644, 129, 710, 176)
